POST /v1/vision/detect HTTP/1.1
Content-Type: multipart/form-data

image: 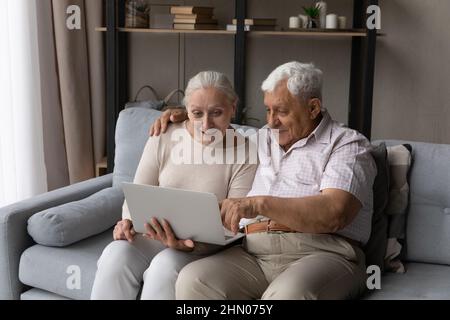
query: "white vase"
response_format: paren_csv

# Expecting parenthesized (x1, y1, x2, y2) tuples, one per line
(315, 1, 327, 29)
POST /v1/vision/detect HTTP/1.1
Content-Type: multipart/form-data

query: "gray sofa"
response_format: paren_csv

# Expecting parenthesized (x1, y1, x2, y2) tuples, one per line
(1, 107, 449, 300)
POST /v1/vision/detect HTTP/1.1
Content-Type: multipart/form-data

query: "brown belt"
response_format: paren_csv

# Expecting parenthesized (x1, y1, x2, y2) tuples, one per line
(245, 220, 296, 234)
(244, 220, 361, 248)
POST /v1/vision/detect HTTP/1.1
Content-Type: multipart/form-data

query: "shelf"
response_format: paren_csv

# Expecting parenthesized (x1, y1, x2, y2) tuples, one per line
(104, 1, 381, 167)
(95, 27, 235, 35)
(250, 29, 368, 37)
(95, 27, 375, 37)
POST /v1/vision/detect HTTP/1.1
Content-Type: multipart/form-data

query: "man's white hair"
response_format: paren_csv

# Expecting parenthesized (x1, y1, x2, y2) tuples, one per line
(184, 71, 238, 106)
(261, 61, 323, 101)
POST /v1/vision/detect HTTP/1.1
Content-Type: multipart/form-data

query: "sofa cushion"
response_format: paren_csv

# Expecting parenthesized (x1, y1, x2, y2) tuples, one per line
(383, 140, 450, 266)
(363, 262, 450, 299)
(27, 187, 123, 247)
(113, 107, 162, 187)
(21, 288, 70, 300)
(19, 229, 113, 300)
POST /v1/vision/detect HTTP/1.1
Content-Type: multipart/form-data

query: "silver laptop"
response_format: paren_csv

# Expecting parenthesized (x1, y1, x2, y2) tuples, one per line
(122, 182, 245, 246)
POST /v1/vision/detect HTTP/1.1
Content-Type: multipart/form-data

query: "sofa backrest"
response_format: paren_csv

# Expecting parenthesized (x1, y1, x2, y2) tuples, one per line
(113, 107, 163, 187)
(382, 140, 450, 265)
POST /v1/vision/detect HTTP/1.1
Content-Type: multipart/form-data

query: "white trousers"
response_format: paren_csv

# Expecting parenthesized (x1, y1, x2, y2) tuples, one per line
(90, 235, 213, 300)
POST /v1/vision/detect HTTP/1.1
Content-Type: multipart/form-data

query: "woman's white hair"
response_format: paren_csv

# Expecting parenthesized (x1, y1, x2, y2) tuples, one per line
(183, 71, 238, 106)
(261, 61, 323, 102)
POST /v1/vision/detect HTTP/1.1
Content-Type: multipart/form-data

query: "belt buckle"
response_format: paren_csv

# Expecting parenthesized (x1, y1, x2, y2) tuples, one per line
(266, 219, 272, 232)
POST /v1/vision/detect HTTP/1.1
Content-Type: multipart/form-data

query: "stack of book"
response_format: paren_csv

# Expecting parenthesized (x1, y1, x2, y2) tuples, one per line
(170, 6, 218, 30)
(226, 18, 277, 31)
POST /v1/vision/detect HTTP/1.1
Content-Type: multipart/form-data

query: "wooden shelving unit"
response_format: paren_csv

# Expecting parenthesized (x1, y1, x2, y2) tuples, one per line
(96, 27, 235, 35)
(102, 0, 380, 173)
(95, 27, 369, 37)
(249, 29, 368, 37)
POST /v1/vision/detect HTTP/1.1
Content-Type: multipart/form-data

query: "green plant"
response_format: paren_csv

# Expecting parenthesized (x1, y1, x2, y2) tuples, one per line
(135, 2, 149, 13)
(302, 5, 320, 18)
(127, 0, 149, 13)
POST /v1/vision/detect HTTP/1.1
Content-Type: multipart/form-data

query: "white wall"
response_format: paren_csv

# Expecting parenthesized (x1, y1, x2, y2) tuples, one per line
(372, 0, 450, 144)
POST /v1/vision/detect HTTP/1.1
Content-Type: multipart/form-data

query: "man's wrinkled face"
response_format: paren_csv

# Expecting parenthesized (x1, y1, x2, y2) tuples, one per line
(264, 80, 321, 151)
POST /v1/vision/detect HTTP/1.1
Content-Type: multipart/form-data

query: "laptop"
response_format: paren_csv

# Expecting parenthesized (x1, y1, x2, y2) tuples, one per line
(122, 182, 245, 246)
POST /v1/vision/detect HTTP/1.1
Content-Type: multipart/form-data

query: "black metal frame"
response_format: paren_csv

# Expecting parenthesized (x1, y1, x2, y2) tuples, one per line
(234, 0, 247, 125)
(106, 0, 128, 173)
(348, 0, 379, 139)
(105, 0, 378, 171)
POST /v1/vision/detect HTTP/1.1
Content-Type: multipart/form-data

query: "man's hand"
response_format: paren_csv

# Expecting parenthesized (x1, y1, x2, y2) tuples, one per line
(149, 108, 188, 136)
(144, 218, 195, 252)
(220, 198, 259, 234)
(113, 219, 136, 242)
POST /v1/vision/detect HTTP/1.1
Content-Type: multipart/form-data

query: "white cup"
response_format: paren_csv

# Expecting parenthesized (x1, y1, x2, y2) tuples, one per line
(338, 16, 347, 29)
(298, 14, 308, 28)
(325, 13, 338, 29)
(289, 16, 300, 29)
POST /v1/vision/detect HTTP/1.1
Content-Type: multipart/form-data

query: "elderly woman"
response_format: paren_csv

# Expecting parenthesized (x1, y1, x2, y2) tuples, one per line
(91, 71, 257, 300)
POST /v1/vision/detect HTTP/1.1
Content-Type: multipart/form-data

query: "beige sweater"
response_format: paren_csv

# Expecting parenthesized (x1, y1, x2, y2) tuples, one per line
(122, 121, 257, 220)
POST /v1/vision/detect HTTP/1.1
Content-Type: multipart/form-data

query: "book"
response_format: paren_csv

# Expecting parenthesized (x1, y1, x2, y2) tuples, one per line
(149, 5, 173, 29)
(232, 18, 277, 26)
(170, 6, 214, 16)
(174, 14, 213, 19)
(173, 18, 218, 24)
(226, 24, 277, 31)
(173, 23, 218, 30)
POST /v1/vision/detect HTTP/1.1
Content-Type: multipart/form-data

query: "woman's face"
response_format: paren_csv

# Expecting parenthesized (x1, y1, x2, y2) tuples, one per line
(186, 87, 236, 145)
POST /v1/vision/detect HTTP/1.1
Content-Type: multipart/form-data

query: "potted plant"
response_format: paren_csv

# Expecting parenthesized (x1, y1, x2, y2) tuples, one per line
(302, 4, 320, 28)
(125, 0, 150, 28)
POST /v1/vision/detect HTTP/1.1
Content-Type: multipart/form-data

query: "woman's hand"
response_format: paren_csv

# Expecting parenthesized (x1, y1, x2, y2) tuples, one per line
(149, 108, 188, 136)
(113, 219, 136, 242)
(144, 218, 195, 252)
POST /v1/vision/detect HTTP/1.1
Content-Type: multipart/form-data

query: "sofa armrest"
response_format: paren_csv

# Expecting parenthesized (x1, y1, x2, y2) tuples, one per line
(0, 174, 112, 300)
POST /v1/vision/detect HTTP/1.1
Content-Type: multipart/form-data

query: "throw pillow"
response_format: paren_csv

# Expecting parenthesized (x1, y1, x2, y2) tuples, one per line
(27, 187, 124, 247)
(384, 144, 412, 273)
(364, 142, 390, 272)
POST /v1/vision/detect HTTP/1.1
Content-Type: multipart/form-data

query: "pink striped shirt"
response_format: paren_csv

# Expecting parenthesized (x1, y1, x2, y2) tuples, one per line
(246, 110, 377, 245)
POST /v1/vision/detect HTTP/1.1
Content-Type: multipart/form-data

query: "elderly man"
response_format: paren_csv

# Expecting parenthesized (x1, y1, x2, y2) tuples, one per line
(151, 62, 376, 300)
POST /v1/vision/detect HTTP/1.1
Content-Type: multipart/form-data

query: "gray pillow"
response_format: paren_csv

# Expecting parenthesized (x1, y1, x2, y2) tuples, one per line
(384, 144, 412, 273)
(364, 142, 390, 271)
(27, 187, 124, 247)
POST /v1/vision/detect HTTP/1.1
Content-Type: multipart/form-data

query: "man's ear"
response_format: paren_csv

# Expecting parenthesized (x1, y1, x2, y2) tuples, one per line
(309, 98, 322, 119)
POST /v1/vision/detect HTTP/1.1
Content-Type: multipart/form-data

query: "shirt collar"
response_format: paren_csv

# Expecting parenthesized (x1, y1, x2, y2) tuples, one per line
(265, 109, 333, 154)
(310, 109, 332, 144)
(285, 109, 332, 151)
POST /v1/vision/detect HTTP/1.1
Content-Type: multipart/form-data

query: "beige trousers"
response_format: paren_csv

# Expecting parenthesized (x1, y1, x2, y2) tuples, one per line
(176, 232, 367, 300)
